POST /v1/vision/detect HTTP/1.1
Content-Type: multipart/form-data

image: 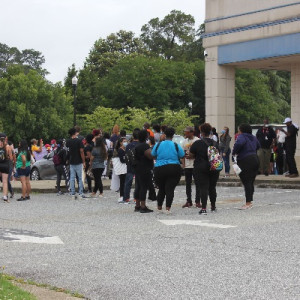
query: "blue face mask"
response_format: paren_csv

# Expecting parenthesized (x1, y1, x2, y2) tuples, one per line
(123, 142, 128, 147)
(221, 130, 226, 134)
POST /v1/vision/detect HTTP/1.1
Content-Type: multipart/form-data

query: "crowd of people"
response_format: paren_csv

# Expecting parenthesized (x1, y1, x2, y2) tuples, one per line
(0, 117, 298, 214)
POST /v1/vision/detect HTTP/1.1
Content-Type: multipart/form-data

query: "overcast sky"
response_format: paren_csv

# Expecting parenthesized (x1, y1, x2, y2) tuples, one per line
(1, 0, 205, 83)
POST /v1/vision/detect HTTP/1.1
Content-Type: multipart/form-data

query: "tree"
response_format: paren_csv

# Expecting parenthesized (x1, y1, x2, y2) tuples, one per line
(235, 69, 290, 126)
(86, 30, 146, 78)
(96, 55, 196, 111)
(141, 10, 195, 60)
(0, 43, 47, 77)
(0, 67, 72, 143)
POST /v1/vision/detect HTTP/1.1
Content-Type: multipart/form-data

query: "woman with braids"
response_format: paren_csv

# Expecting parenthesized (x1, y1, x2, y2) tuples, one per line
(16, 140, 32, 201)
(90, 137, 107, 198)
(232, 123, 260, 210)
(219, 126, 232, 177)
(151, 127, 185, 213)
(0, 134, 13, 202)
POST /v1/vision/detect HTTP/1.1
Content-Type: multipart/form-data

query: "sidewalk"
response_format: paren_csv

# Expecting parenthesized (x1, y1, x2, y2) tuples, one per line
(10, 174, 300, 193)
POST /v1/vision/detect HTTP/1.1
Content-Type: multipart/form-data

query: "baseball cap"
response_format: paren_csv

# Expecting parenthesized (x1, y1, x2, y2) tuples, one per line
(184, 126, 194, 132)
(0, 132, 7, 138)
(283, 117, 292, 124)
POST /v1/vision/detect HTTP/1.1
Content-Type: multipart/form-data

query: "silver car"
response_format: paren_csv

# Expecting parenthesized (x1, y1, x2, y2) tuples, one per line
(30, 152, 57, 180)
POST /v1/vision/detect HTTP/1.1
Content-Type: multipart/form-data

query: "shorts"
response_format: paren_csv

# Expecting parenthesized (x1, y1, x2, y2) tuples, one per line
(17, 166, 31, 177)
(0, 162, 9, 174)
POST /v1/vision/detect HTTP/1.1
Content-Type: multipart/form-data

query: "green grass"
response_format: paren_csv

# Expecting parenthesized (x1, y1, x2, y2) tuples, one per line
(0, 276, 37, 300)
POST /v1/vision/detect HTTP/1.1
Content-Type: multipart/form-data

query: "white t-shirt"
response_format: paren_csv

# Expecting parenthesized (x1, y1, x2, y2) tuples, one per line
(182, 136, 199, 168)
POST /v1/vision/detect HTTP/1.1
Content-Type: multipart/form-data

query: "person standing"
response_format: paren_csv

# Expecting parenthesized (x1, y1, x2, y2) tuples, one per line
(53, 139, 68, 196)
(189, 123, 221, 215)
(181, 126, 199, 208)
(90, 137, 107, 197)
(151, 127, 185, 213)
(16, 140, 31, 201)
(281, 118, 299, 178)
(133, 130, 154, 213)
(256, 119, 276, 176)
(123, 128, 140, 203)
(0, 134, 13, 202)
(219, 126, 232, 177)
(66, 127, 86, 199)
(84, 134, 94, 193)
(232, 124, 260, 209)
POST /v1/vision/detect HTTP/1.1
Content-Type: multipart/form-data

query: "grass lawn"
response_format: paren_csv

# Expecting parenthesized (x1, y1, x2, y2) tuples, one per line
(0, 275, 36, 300)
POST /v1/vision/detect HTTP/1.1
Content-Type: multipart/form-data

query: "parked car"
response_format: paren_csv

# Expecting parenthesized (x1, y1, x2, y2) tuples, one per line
(30, 152, 57, 180)
(250, 124, 286, 136)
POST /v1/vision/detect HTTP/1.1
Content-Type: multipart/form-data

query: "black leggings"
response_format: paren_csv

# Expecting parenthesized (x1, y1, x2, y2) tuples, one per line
(92, 168, 104, 194)
(119, 174, 126, 197)
(193, 169, 219, 209)
(154, 164, 181, 208)
(134, 171, 152, 201)
(55, 165, 69, 192)
(238, 155, 259, 203)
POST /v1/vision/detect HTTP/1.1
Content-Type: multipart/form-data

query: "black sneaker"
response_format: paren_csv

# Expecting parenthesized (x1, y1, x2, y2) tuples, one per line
(25, 196, 31, 200)
(211, 206, 217, 212)
(17, 197, 27, 201)
(199, 209, 207, 215)
(134, 206, 141, 212)
(140, 207, 153, 213)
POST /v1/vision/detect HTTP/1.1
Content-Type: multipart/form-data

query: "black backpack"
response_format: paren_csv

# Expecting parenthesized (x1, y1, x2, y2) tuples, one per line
(125, 147, 138, 168)
(53, 149, 63, 166)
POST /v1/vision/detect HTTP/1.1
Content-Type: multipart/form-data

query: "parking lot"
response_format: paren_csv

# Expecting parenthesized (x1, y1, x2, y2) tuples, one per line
(0, 186, 299, 300)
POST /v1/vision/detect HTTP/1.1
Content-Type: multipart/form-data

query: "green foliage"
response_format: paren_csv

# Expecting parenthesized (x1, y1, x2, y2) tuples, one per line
(0, 43, 47, 77)
(0, 67, 73, 143)
(141, 10, 195, 60)
(97, 55, 197, 111)
(235, 69, 290, 126)
(80, 106, 198, 135)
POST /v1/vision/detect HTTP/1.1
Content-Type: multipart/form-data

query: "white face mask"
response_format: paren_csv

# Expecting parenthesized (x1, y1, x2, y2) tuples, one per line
(123, 142, 128, 147)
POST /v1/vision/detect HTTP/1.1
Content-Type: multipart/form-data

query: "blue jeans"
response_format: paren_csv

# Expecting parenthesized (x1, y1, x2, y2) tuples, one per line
(70, 164, 84, 195)
(123, 172, 134, 201)
(222, 149, 231, 174)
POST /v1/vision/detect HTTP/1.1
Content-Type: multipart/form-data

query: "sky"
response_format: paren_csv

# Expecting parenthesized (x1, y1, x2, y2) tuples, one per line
(1, 0, 206, 83)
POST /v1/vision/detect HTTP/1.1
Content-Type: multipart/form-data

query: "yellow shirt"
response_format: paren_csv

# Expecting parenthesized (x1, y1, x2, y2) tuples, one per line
(31, 145, 40, 152)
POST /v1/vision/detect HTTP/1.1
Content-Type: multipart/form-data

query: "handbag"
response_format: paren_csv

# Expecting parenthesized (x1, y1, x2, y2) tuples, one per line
(86, 167, 94, 180)
(112, 157, 127, 175)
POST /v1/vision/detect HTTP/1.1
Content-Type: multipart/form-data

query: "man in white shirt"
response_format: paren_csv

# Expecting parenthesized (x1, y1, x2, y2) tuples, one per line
(182, 126, 200, 208)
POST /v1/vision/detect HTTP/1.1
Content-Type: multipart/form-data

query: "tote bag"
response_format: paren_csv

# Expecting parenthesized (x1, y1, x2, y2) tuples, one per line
(112, 157, 127, 175)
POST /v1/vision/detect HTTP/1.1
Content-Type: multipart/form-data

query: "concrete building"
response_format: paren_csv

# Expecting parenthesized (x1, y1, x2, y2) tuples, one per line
(203, 0, 300, 166)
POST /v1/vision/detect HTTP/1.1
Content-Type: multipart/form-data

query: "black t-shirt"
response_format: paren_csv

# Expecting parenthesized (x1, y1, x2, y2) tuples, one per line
(190, 138, 217, 172)
(285, 124, 298, 149)
(135, 143, 153, 173)
(256, 126, 276, 149)
(66, 138, 84, 165)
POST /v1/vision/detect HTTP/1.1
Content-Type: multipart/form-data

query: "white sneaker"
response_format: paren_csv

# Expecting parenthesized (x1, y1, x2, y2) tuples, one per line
(99, 194, 104, 198)
(118, 197, 124, 203)
(71, 194, 77, 200)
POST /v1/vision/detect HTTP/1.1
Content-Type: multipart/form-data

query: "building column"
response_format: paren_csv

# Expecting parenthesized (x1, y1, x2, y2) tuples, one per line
(205, 46, 236, 137)
(291, 64, 300, 168)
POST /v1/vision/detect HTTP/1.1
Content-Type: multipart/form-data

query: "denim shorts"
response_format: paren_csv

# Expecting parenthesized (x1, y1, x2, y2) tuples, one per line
(17, 166, 31, 177)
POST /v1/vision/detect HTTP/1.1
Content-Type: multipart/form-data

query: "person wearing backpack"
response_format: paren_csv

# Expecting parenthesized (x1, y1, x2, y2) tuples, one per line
(151, 127, 185, 213)
(53, 140, 68, 195)
(189, 123, 221, 215)
(122, 128, 140, 203)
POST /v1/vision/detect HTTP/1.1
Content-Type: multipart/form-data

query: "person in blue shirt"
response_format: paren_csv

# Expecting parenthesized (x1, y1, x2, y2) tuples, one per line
(151, 127, 185, 213)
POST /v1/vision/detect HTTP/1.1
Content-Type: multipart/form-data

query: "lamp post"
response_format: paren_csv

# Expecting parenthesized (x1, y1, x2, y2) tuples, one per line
(188, 102, 193, 116)
(72, 76, 78, 126)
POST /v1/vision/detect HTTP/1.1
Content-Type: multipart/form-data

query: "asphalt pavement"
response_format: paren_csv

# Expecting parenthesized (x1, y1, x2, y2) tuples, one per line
(0, 186, 299, 300)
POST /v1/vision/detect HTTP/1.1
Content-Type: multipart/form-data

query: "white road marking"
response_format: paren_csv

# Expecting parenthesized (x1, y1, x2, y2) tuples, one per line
(4, 233, 64, 244)
(159, 220, 236, 229)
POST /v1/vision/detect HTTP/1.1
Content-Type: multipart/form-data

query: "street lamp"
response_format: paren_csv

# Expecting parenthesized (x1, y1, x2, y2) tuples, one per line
(188, 102, 193, 116)
(72, 76, 78, 126)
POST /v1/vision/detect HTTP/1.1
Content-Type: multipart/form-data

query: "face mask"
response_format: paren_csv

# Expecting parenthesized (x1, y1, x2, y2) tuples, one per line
(221, 130, 225, 134)
(123, 142, 128, 147)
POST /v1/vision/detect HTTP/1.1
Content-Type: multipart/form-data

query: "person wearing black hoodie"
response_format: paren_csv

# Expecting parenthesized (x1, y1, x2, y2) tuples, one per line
(232, 124, 261, 210)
